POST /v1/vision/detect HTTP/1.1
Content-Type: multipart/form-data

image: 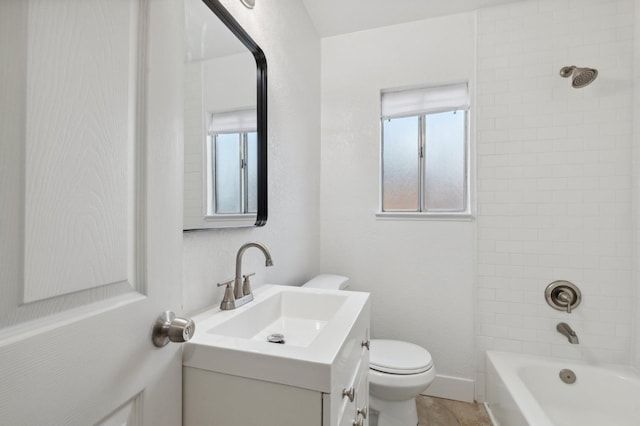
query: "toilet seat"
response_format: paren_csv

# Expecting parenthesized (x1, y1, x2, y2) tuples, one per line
(369, 339, 433, 375)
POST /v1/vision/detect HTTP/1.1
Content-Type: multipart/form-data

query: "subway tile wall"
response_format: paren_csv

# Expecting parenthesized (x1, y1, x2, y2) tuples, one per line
(475, 0, 634, 401)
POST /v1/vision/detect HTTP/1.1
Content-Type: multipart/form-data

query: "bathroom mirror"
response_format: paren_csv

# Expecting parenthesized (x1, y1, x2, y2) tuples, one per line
(183, 0, 267, 230)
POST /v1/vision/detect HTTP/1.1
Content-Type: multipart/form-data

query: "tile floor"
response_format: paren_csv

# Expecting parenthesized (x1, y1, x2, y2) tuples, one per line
(416, 395, 493, 426)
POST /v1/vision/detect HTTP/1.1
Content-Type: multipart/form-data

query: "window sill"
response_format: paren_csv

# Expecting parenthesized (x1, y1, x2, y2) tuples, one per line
(375, 211, 474, 222)
(184, 214, 257, 230)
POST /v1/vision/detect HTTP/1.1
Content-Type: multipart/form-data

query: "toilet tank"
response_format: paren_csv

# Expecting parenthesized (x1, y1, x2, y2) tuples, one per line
(301, 274, 349, 290)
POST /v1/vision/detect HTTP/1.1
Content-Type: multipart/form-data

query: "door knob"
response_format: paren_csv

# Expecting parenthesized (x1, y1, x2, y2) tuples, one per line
(152, 311, 195, 347)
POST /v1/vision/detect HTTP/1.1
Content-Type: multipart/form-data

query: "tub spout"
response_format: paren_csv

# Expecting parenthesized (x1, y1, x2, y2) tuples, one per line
(557, 322, 579, 344)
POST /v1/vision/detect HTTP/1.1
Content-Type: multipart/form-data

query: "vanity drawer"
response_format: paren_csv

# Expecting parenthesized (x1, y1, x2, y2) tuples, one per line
(323, 298, 370, 426)
(335, 356, 370, 426)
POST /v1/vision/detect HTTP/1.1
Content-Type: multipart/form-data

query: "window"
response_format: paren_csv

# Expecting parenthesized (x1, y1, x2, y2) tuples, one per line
(207, 109, 257, 216)
(380, 83, 470, 215)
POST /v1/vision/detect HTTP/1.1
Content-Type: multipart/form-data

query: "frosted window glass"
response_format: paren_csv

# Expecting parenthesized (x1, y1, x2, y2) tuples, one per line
(382, 116, 419, 211)
(247, 132, 257, 213)
(424, 111, 466, 211)
(215, 133, 241, 213)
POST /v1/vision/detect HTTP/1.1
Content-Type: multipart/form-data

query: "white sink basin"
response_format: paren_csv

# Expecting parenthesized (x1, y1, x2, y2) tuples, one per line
(182, 284, 370, 392)
(208, 290, 348, 347)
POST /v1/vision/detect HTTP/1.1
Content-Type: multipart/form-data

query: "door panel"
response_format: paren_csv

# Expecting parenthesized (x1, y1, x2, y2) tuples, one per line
(23, 0, 138, 302)
(0, 0, 183, 424)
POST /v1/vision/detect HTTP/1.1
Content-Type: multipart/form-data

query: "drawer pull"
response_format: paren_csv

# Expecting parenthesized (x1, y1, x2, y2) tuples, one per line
(357, 406, 368, 419)
(342, 387, 355, 402)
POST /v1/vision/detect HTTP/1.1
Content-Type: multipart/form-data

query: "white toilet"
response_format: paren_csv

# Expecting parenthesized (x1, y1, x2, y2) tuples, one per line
(369, 339, 435, 426)
(301, 275, 436, 426)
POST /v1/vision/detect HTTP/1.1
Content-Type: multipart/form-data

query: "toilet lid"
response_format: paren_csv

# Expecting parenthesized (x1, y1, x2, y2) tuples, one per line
(369, 339, 433, 375)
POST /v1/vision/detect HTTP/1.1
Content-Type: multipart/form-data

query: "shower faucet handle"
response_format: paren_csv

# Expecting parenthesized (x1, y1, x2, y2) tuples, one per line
(557, 290, 574, 313)
(545, 280, 581, 314)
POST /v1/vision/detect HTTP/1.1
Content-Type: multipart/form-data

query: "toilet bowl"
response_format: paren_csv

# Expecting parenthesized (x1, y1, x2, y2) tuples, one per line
(300, 275, 435, 426)
(369, 339, 435, 426)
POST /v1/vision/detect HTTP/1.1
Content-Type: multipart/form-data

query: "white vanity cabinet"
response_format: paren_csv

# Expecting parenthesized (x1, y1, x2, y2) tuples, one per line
(182, 286, 370, 426)
(183, 322, 369, 426)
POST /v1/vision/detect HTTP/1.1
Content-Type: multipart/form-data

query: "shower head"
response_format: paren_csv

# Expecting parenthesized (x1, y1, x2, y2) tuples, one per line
(559, 66, 598, 88)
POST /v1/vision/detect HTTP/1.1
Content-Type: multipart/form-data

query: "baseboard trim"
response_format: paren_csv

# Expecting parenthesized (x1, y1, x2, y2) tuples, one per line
(421, 374, 475, 403)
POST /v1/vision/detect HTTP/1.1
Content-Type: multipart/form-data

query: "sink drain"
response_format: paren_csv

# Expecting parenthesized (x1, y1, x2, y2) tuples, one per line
(559, 368, 576, 384)
(267, 333, 285, 344)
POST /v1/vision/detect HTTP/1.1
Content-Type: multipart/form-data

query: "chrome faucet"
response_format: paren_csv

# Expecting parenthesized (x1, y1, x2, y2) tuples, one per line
(217, 242, 273, 310)
(557, 322, 579, 344)
(234, 242, 273, 299)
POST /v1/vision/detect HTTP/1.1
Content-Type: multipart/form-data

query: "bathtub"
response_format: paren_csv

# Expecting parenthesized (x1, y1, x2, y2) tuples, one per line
(485, 351, 640, 426)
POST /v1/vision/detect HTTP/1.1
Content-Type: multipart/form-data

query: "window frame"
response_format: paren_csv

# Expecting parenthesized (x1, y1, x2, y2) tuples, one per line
(207, 130, 257, 218)
(378, 83, 472, 220)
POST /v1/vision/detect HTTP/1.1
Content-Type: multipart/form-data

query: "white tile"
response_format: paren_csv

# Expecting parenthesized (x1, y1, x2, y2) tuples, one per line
(474, 0, 635, 400)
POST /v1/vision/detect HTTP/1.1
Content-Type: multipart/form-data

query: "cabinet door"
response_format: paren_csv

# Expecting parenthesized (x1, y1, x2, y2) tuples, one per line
(338, 355, 370, 426)
(328, 312, 371, 426)
(354, 357, 370, 426)
(336, 371, 357, 426)
(338, 401, 356, 426)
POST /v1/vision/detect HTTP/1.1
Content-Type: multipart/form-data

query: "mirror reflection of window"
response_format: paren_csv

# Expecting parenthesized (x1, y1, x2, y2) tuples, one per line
(246, 132, 258, 213)
(213, 133, 242, 213)
(208, 109, 257, 216)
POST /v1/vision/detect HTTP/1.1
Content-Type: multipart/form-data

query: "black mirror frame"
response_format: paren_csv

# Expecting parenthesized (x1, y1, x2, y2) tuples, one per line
(201, 0, 268, 226)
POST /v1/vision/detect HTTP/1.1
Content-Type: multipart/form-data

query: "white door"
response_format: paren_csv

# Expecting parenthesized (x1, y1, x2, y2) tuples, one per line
(0, 0, 184, 424)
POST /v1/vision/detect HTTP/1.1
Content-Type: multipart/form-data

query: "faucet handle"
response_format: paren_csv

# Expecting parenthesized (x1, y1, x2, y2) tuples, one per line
(217, 279, 236, 310)
(557, 290, 574, 313)
(242, 273, 256, 296)
(545, 281, 581, 314)
(216, 278, 234, 288)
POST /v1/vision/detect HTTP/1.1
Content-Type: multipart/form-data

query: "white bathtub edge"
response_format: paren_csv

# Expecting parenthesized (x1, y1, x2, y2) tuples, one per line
(486, 351, 550, 426)
(484, 401, 500, 426)
(421, 374, 475, 403)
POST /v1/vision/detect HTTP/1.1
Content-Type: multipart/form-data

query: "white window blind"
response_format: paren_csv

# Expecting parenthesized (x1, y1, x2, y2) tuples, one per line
(208, 108, 257, 135)
(381, 83, 469, 120)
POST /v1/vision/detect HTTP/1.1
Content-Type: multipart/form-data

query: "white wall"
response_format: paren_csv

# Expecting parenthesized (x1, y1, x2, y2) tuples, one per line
(320, 13, 477, 401)
(183, 0, 321, 314)
(475, 0, 634, 401)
